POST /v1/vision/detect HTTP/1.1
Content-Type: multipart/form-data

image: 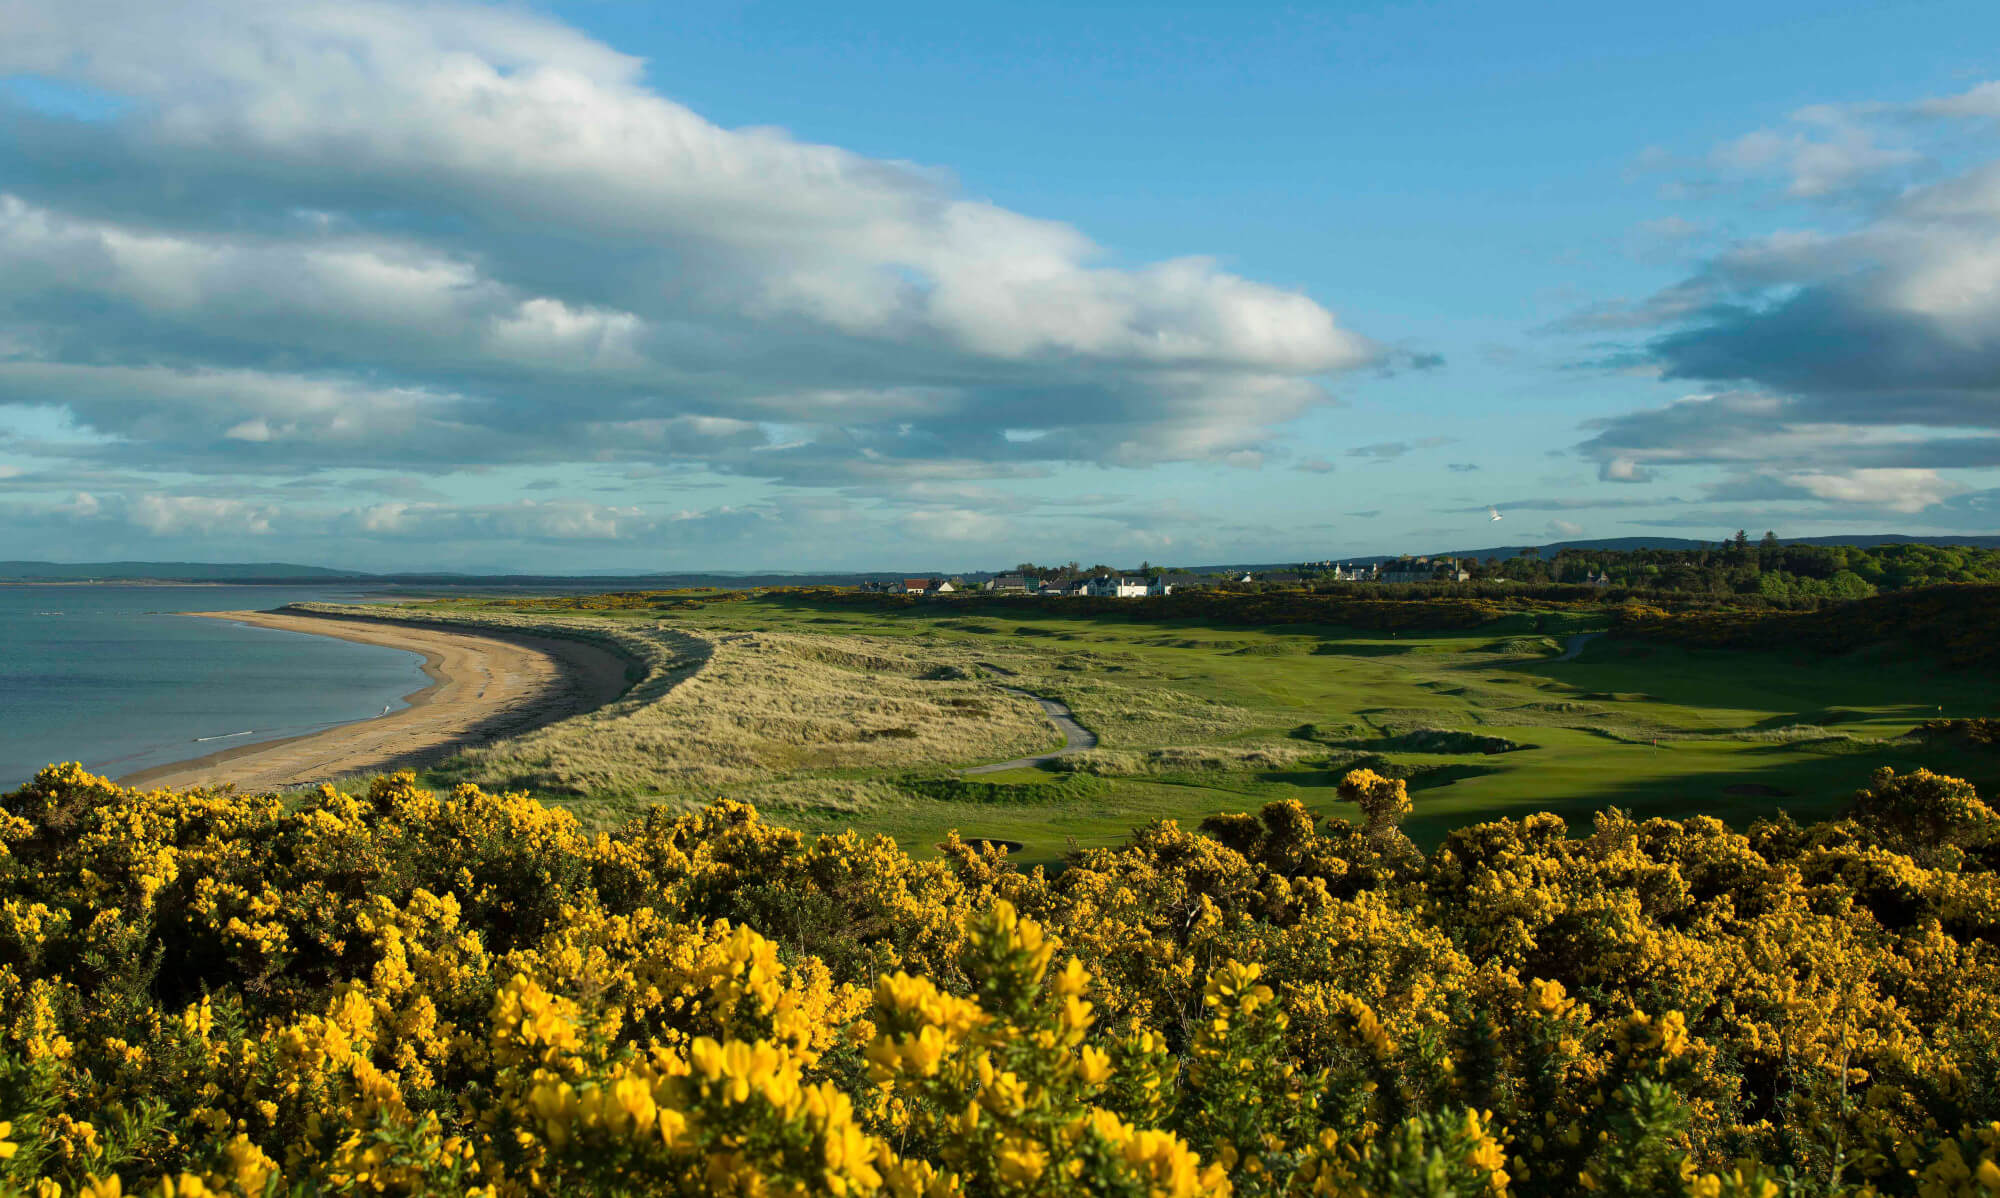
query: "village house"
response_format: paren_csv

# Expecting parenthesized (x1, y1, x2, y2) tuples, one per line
(901, 578, 956, 597)
(982, 573, 1030, 593)
(1069, 575, 1172, 598)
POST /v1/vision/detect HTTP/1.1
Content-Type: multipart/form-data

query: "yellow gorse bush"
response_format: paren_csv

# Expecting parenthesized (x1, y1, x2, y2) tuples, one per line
(0, 762, 1997, 1196)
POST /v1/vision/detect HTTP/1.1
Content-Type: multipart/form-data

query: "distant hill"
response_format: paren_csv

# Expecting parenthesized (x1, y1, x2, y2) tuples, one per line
(7, 533, 1995, 585)
(0, 561, 370, 582)
(1429, 534, 2000, 560)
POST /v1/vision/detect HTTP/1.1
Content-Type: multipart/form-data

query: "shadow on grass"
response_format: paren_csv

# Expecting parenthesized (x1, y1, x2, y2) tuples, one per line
(1399, 740, 2000, 849)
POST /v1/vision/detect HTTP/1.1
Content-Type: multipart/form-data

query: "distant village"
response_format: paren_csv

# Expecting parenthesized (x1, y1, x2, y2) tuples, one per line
(861, 554, 1602, 600)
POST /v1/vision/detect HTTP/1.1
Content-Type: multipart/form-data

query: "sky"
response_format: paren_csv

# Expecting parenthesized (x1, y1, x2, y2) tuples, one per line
(2, 0, 1999, 573)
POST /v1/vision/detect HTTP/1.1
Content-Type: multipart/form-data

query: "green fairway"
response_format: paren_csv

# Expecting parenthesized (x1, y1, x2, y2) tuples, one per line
(405, 594, 2000, 864)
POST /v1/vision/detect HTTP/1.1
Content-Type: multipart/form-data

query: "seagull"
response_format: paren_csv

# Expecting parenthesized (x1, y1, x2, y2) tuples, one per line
(1487, 506, 1504, 522)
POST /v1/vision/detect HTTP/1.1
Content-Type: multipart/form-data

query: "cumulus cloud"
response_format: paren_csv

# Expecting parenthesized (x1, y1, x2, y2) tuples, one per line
(0, 0, 1377, 517)
(1769, 468, 1967, 514)
(1545, 519, 1585, 538)
(1565, 81, 2000, 517)
(128, 494, 276, 536)
(1599, 457, 1656, 483)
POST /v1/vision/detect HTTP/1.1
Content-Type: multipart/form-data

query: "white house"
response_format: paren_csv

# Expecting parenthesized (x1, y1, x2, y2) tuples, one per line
(1073, 575, 1170, 598)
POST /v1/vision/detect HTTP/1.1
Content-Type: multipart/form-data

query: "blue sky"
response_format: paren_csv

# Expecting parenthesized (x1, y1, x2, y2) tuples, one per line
(2, 0, 1998, 571)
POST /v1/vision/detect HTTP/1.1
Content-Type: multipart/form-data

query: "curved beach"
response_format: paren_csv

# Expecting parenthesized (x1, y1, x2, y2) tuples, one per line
(119, 611, 633, 792)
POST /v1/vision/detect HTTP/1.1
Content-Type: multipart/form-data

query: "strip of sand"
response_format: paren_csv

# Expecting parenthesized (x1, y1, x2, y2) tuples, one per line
(119, 610, 635, 792)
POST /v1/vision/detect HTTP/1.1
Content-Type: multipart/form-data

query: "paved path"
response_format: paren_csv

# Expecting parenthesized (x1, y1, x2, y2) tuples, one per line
(1556, 632, 1604, 662)
(960, 688, 1097, 774)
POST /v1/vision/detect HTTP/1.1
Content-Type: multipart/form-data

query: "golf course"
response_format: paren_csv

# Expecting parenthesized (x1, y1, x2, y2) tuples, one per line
(325, 589, 2000, 865)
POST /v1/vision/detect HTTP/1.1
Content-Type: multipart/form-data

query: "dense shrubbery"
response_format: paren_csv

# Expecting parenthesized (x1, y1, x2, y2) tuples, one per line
(1615, 585, 2000, 670)
(1453, 541, 2000, 597)
(798, 587, 1591, 632)
(4, 763, 2000, 1195)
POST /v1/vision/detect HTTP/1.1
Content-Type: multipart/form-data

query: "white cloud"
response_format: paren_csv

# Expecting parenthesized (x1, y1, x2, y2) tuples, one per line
(898, 508, 1013, 543)
(1782, 468, 1967, 513)
(128, 494, 275, 535)
(1546, 519, 1585, 538)
(0, 0, 1378, 496)
(1709, 110, 1920, 198)
(342, 499, 649, 541)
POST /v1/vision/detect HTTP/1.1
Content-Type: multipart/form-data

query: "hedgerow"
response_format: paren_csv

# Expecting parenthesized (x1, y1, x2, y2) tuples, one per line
(2, 762, 1999, 1196)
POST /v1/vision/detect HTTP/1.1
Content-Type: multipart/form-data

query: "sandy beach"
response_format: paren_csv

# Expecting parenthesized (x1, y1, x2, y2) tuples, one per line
(119, 610, 635, 792)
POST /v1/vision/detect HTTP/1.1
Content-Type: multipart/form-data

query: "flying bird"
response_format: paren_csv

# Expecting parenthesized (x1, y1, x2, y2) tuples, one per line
(1487, 506, 1504, 522)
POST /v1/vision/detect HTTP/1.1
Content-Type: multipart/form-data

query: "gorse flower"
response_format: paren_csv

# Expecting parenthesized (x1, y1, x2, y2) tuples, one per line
(0, 764, 1996, 1196)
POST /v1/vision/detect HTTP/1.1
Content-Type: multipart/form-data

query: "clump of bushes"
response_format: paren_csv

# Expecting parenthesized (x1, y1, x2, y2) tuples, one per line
(1369, 728, 1529, 755)
(1909, 717, 2000, 749)
(3, 761, 2000, 1195)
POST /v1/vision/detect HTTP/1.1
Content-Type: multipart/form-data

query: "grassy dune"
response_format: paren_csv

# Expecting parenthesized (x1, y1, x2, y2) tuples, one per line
(375, 594, 1999, 864)
(297, 604, 1061, 799)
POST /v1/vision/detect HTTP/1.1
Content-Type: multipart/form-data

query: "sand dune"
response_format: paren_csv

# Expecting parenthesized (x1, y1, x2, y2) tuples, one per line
(119, 610, 634, 792)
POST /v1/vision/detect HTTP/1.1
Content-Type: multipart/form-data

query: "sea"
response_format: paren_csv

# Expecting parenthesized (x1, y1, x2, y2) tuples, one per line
(0, 585, 434, 789)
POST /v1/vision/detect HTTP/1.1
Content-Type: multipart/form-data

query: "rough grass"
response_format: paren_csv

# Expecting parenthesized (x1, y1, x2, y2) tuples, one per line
(298, 607, 1059, 798)
(448, 628, 1059, 796)
(1054, 741, 1321, 777)
(1004, 671, 1264, 747)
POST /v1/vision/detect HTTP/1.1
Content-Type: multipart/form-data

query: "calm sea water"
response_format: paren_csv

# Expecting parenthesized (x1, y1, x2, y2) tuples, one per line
(0, 586, 432, 789)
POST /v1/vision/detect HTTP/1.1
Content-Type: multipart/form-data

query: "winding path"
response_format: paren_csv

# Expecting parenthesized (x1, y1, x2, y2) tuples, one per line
(960, 688, 1097, 774)
(1556, 632, 1604, 662)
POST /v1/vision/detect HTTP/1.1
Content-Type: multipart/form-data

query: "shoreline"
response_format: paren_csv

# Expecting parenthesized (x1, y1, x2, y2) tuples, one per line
(119, 610, 634, 791)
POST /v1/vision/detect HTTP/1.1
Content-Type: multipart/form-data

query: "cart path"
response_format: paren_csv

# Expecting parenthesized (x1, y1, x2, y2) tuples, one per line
(960, 688, 1097, 774)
